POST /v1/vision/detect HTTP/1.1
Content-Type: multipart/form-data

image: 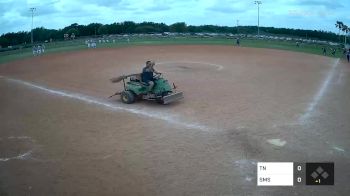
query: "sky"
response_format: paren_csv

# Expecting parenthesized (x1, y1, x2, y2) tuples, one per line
(0, 0, 349, 34)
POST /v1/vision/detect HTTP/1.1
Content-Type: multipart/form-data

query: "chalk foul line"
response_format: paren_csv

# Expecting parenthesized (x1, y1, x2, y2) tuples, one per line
(0, 76, 210, 131)
(0, 151, 33, 162)
(299, 58, 340, 123)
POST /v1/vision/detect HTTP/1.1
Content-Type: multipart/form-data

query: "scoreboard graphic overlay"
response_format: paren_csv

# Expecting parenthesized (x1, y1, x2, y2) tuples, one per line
(257, 162, 334, 186)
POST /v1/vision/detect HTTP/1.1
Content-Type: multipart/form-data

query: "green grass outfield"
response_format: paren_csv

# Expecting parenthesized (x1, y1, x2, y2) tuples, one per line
(0, 36, 343, 64)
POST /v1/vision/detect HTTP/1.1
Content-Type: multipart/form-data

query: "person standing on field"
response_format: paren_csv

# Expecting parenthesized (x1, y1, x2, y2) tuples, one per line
(37, 45, 42, 55)
(331, 48, 336, 56)
(32, 45, 37, 56)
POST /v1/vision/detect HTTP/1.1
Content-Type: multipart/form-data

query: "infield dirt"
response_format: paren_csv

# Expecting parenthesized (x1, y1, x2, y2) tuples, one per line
(0, 45, 349, 195)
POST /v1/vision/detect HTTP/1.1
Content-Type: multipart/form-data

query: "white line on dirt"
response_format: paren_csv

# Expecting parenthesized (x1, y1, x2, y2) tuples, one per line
(0, 151, 32, 162)
(1, 77, 210, 131)
(299, 58, 340, 123)
(332, 146, 345, 152)
(7, 136, 32, 140)
(158, 61, 224, 71)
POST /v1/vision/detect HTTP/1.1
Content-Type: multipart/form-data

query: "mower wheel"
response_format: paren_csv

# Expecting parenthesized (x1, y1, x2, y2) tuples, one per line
(121, 91, 135, 104)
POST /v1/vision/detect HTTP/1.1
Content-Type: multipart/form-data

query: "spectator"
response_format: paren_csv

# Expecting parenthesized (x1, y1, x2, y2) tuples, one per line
(32, 45, 37, 56)
(37, 45, 42, 55)
(331, 48, 336, 56)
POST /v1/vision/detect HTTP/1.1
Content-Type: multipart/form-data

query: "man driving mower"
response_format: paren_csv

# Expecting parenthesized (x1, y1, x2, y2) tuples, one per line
(142, 60, 160, 90)
(109, 60, 183, 104)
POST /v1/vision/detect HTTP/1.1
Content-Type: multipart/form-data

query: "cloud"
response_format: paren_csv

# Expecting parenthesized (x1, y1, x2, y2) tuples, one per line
(208, 5, 247, 13)
(145, 4, 171, 11)
(294, 0, 344, 9)
(0, 0, 349, 34)
(78, 0, 138, 10)
(207, 0, 248, 13)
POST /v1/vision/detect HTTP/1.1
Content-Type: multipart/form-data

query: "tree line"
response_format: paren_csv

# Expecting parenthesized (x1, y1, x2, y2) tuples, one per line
(0, 21, 345, 48)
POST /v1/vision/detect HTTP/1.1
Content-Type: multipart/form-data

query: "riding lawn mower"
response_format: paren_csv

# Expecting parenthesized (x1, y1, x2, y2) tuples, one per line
(109, 72, 183, 104)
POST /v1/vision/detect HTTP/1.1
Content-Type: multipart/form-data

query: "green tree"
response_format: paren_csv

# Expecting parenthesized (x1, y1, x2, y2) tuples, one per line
(86, 23, 102, 36)
(0, 36, 10, 48)
(97, 25, 109, 35)
(335, 21, 342, 43)
(123, 21, 136, 34)
(66, 28, 79, 37)
(341, 24, 349, 45)
(135, 25, 156, 33)
(187, 25, 198, 33)
(170, 22, 187, 33)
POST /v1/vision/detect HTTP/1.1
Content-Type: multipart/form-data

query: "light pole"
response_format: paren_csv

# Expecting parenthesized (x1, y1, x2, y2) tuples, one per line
(237, 20, 239, 34)
(29, 7, 36, 44)
(254, 1, 262, 36)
